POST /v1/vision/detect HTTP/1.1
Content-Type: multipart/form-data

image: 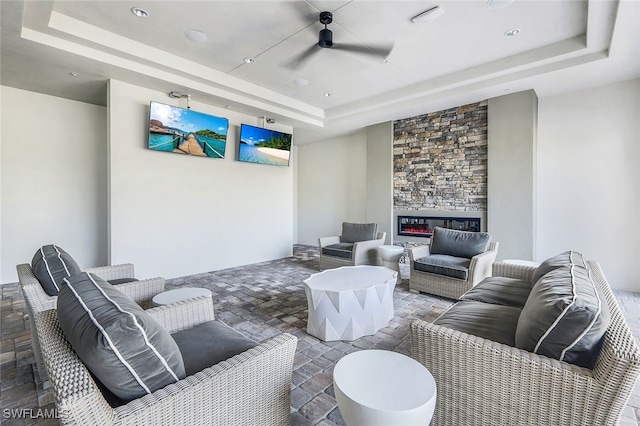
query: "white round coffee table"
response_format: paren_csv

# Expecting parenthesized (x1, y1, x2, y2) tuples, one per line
(152, 287, 212, 307)
(378, 245, 404, 284)
(334, 350, 437, 426)
(303, 266, 397, 341)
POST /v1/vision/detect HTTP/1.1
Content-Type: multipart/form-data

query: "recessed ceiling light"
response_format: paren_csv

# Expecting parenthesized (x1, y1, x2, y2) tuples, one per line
(324, 93, 331, 97)
(487, 0, 514, 9)
(185, 30, 207, 43)
(130, 7, 148, 18)
(504, 28, 520, 37)
(293, 78, 309, 87)
(69, 71, 79, 77)
(244, 57, 256, 64)
(504, 88, 511, 93)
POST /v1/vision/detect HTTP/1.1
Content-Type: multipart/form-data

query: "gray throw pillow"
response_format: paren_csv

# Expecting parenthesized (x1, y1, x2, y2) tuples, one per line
(515, 264, 609, 369)
(531, 250, 587, 284)
(57, 272, 186, 401)
(341, 222, 378, 243)
(429, 227, 491, 259)
(31, 245, 82, 296)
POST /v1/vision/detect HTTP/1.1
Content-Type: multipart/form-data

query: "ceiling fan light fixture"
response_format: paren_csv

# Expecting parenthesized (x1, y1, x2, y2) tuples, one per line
(411, 6, 444, 24)
(319, 28, 333, 48)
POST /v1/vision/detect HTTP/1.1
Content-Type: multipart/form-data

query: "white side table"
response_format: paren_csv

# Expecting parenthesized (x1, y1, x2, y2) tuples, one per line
(378, 245, 404, 284)
(152, 287, 212, 307)
(503, 259, 541, 267)
(333, 350, 437, 426)
(303, 266, 397, 341)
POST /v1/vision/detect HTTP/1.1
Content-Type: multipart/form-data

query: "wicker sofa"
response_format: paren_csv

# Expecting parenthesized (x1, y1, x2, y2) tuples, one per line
(410, 257, 640, 425)
(17, 262, 165, 383)
(33, 295, 298, 425)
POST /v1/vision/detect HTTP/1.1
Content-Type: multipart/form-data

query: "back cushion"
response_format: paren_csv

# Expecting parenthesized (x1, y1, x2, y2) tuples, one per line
(341, 222, 378, 243)
(31, 245, 82, 296)
(57, 272, 185, 401)
(531, 250, 588, 284)
(515, 264, 609, 369)
(429, 227, 491, 259)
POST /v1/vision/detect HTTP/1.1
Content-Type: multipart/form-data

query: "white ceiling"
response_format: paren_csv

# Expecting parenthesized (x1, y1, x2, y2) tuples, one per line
(1, 0, 638, 143)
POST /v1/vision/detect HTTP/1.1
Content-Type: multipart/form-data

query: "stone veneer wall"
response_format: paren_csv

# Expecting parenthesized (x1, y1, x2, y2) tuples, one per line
(393, 101, 488, 211)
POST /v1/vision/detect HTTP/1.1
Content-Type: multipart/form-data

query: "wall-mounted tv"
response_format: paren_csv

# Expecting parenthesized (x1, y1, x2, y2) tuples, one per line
(147, 101, 228, 158)
(238, 124, 292, 166)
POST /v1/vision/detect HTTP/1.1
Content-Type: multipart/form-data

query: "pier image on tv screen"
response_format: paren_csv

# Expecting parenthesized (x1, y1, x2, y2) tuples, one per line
(238, 124, 292, 166)
(147, 101, 228, 158)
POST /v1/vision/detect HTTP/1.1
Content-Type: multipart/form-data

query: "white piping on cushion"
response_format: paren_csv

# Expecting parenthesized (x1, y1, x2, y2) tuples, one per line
(40, 247, 59, 292)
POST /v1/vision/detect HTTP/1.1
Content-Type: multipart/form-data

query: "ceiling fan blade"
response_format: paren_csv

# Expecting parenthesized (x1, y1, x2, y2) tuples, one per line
(330, 43, 394, 60)
(283, 44, 321, 69)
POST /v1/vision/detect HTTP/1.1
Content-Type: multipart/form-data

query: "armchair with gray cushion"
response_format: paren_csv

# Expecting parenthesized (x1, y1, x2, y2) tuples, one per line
(32, 273, 297, 426)
(409, 227, 498, 299)
(318, 222, 386, 270)
(17, 245, 165, 383)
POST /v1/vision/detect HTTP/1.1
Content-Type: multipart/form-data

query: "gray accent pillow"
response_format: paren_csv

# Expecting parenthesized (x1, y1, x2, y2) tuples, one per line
(429, 227, 491, 259)
(531, 250, 587, 284)
(460, 277, 533, 308)
(322, 243, 354, 259)
(414, 255, 470, 280)
(434, 300, 521, 347)
(341, 222, 377, 243)
(515, 265, 610, 369)
(31, 245, 82, 296)
(57, 272, 186, 401)
(172, 320, 258, 376)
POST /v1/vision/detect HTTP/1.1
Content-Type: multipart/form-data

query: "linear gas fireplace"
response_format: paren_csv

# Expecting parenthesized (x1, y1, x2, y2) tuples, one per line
(397, 215, 481, 238)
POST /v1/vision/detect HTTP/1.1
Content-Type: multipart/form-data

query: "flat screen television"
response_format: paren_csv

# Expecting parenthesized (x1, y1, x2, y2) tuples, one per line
(147, 101, 228, 158)
(238, 124, 292, 166)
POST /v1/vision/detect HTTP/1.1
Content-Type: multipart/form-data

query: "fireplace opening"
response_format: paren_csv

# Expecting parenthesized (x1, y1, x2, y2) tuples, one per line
(397, 215, 481, 238)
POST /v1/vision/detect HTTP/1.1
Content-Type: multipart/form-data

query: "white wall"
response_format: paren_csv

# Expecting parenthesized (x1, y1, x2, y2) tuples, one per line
(296, 132, 367, 245)
(488, 90, 538, 261)
(366, 122, 393, 244)
(1, 86, 108, 283)
(108, 80, 294, 279)
(537, 79, 640, 291)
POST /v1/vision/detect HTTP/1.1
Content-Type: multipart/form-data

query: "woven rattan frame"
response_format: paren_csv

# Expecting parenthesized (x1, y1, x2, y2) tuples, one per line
(318, 232, 386, 271)
(410, 261, 640, 425)
(16, 263, 165, 383)
(33, 296, 297, 425)
(408, 240, 499, 299)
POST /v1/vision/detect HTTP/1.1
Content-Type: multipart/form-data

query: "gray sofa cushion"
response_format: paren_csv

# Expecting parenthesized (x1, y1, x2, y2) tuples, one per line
(429, 227, 491, 259)
(414, 254, 470, 280)
(460, 277, 533, 308)
(31, 245, 82, 296)
(516, 264, 610, 369)
(531, 250, 588, 284)
(172, 320, 258, 376)
(340, 222, 377, 243)
(57, 272, 186, 401)
(322, 243, 354, 259)
(434, 300, 521, 347)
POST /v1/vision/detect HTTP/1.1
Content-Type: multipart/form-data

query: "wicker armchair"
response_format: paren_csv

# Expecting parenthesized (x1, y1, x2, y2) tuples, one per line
(17, 263, 165, 383)
(33, 296, 297, 426)
(318, 222, 386, 270)
(410, 261, 640, 426)
(408, 239, 499, 299)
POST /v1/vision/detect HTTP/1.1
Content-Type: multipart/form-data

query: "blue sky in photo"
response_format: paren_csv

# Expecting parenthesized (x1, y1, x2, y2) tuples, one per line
(150, 102, 228, 135)
(240, 124, 290, 146)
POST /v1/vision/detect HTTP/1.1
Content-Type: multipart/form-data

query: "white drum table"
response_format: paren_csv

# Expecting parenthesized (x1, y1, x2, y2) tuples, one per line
(333, 350, 437, 426)
(303, 266, 397, 341)
(378, 245, 405, 284)
(152, 287, 212, 307)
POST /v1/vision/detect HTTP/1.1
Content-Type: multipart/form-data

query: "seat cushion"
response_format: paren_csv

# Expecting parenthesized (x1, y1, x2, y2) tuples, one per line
(322, 243, 354, 259)
(429, 227, 491, 259)
(460, 277, 533, 308)
(531, 250, 588, 284)
(31, 245, 82, 296)
(341, 222, 377, 243)
(414, 254, 470, 280)
(516, 264, 610, 369)
(434, 300, 521, 347)
(172, 320, 258, 376)
(57, 272, 186, 401)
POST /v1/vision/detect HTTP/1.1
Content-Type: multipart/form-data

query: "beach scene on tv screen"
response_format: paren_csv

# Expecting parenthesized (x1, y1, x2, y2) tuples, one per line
(239, 125, 292, 166)
(148, 102, 228, 158)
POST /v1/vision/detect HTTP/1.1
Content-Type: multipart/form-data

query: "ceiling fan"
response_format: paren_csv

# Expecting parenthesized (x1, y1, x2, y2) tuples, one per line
(285, 11, 394, 69)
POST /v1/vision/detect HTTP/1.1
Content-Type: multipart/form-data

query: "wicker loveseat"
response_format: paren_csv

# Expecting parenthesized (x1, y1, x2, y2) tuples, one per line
(33, 295, 298, 426)
(410, 256, 640, 425)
